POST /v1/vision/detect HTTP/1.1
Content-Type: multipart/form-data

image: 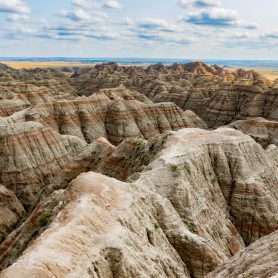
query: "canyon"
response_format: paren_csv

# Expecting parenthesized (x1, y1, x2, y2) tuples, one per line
(0, 61, 278, 278)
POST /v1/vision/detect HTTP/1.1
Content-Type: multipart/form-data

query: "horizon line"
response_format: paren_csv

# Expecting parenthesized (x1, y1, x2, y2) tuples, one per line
(0, 57, 278, 62)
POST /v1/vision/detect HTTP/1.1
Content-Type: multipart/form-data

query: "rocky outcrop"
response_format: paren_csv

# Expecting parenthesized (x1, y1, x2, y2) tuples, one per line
(153, 84, 275, 127)
(8, 90, 203, 145)
(92, 133, 169, 181)
(0, 118, 172, 211)
(0, 81, 73, 116)
(72, 61, 266, 81)
(136, 128, 278, 247)
(71, 63, 274, 128)
(1, 128, 278, 277)
(228, 117, 278, 147)
(206, 230, 278, 278)
(94, 84, 153, 104)
(0, 189, 65, 270)
(0, 121, 87, 207)
(0, 172, 191, 278)
(0, 185, 25, 243)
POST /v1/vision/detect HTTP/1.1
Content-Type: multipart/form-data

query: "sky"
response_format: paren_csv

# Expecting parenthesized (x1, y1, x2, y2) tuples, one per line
(0, 0, 278, 59)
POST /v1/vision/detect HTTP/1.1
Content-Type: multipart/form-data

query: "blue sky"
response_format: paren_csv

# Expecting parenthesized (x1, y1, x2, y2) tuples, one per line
(0, 0, 278, 59)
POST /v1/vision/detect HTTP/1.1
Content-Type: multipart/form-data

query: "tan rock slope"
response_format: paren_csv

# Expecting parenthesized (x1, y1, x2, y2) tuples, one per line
(0, 121, 86, 206)
(71, 62, 276, 128)
(0, 120, 185, 261)
(0, 185, 25, 242)
(1, 128, 278, 277)
(0, 82, 73, 117)
(227, 117, 278, 147)
(1, 85, 205, 145)
(206, 230, 278, 278)
(0, 62, 278, 277)
(1, 172, 191, 278)
(152, 84, 278, 127)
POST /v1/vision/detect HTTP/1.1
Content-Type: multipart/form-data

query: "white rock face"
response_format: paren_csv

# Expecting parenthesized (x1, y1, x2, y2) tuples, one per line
(1, 172, 191, 278)
(137, 128, 278, 244)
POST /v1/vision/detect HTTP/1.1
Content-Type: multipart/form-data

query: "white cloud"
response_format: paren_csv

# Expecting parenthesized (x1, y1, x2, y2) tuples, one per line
(120, 17, 134, 25)
(184, 8, 259, 29)
(103, 0, 122, 9)
(135, 30, 194, 45)
(0, 0, 267, 55)
(262, 31, 278, 39)
(3, 26, 37, 40)
(0, 0, 30, 14)
(60, 8, 91, 22)
(137, 18, 178, 32)
(7, 13, 30, 22)
(38, 20, 121, 42)
(72, 0, 99, 10)
(129, 17, 195, 45)
(60, 0, 109, 24)
(226, 32, 258, 39)
(179, 0, 220, 8)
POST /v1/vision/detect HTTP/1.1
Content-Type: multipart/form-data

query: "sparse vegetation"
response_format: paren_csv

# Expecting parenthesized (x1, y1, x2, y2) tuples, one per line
(144, 154, 153, 164)
(170, 164, 178, 172)
(11, 220, 19, 230)
(211, 175, 218, 183)
(10, 248, 18, 257)
(154, 223, 160, 229)
(38, 212, 51, 227)
(183, 162, 191, 174)
(137, 165, 146, 172)
(170, 164, 182, 177)
(87, 268, 94, 275)
(0, 234, 5, 243)
(182, 219, 196, 233)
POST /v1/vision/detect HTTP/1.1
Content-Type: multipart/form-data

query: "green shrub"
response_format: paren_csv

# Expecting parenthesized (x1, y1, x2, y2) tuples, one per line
(87, 268, 94, 275)
(170, 165, 178, 172)
(38, 213, 51, 227)
(182, 219, 195, 233)
(211, 175, 218, 183)
(137, 165, 146, 172)
(183, 162, 191, 174)
(154, 223, 160, 229)
(144, 154, 153, 164)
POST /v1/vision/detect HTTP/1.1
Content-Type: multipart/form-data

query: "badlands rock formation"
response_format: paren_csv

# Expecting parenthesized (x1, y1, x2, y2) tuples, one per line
(0, 185, 25, 242)
(227, 117, 278, 147)
(207, 230, 278, 277)
(1, 128, 278, 277)
(70, 62, 277, 129)
(0, 84, 204, 145)
(0, 62, 278, 277)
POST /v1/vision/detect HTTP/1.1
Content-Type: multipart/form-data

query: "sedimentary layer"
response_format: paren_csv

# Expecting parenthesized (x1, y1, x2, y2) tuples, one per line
(1, 128, 278, 277)
(206, 230, 278, 278)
